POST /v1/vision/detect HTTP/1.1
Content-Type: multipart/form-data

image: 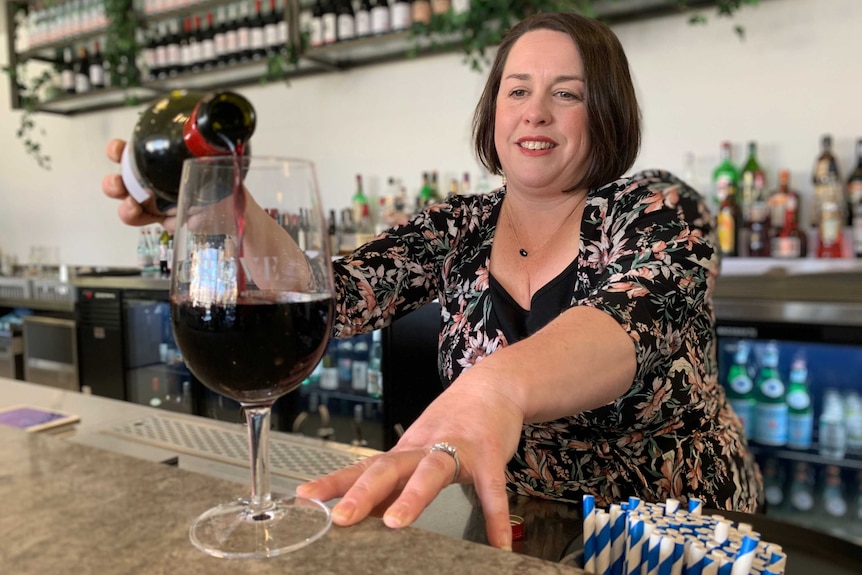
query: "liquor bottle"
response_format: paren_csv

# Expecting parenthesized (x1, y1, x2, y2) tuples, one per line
(716, 180, 742, 257)
(725, 340, 755, 438)
(390, 0, 412, 30)
(328, 209, 339, 256)
(165, 19, 182, 76)
(73, 45, 91, 93)
(817, 200, 844, 258)
(336, 0, 356, 41)
(820, 465, 848, 518)
(236, 0, 253, 61)
(746, 175, 770, 257)
(819, 388, 847, 459)
(412, 0, 431, 25)
(224, 3, 240, 65)
(264, 0, 281, 56)
(761, 457, 785, 510)
(772, 193, 807, 259)
(355, 0, 372, 36)
(310, 0, 325, 46)
(61, 47, 75, 94)
(739, 141, 766, 225)
(88, 40, 105, 89)
(812, 135, 842, 229)
(158, 228, 170, 277)
(366, 330, 382, 398)
(787, 461, 815, 513)
(351, 335, 370, 392)
(120, 90, 257, 207)
(847, 139, 862, 258)
(213, 6, 228, 66)
(189, 15, 204, 72)
(753, 342, 788, 446)
(418, 172, 435, 209)
(178, 17, 192, 74)
(371, 0, 390, 35)
(786, 357, 813, 450)
(712, 141, 739, 211)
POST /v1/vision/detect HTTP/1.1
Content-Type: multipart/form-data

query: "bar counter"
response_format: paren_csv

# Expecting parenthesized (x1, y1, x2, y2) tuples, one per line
(0, 378, 584, 574)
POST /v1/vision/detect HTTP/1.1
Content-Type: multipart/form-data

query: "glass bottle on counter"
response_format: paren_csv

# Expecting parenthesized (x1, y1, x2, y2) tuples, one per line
(716, 183, 742, 257)
(725, 340, 755, 437)
(739, 141, 766, 225)
(819, 388, 847, 459)
(753, 342, 788, 446)
(769, 170, 807, 258)
(812, 134, 842, 229)
(712, 141, 739, 210)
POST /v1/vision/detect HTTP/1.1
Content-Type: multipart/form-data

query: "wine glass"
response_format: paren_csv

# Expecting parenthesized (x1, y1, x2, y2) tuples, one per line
(170, 155, 335, 558)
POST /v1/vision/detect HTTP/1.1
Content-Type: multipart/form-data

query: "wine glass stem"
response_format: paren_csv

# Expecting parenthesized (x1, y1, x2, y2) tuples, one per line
(244, 404, 273, 513)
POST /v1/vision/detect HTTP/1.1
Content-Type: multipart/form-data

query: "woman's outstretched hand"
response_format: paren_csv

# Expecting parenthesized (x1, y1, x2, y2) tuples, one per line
(296, 372, 525, 550)
(102, 139, 177, 232)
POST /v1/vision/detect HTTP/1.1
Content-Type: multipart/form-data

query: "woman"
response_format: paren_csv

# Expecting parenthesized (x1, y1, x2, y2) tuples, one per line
(103, 12, 761, 552)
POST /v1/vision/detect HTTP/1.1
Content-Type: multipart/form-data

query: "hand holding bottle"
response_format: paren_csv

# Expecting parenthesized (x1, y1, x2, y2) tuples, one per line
(102, 139, 178, 232)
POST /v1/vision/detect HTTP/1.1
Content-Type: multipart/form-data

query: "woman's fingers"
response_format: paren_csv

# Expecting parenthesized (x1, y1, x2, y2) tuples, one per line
(473, 464, 513, 550)
(102, 173, 128, 200)
(106, 138, 125, 163)
(381, 448, 460, 528)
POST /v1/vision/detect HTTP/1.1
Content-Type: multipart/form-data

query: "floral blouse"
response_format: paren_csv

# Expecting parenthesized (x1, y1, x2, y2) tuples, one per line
(332, 170, 763, 512)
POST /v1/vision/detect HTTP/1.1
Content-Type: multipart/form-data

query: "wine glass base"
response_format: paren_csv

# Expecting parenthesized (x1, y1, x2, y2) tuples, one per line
(189, 496, 332, 559)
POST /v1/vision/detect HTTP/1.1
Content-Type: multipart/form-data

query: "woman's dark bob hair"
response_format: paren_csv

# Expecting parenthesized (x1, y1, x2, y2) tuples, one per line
(472, 12, 641, 192)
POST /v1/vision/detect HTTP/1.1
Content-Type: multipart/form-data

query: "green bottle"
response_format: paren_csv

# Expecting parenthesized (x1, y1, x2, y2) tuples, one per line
(786, 358, 813, 450)
(739, 141, 766, 224)
(753, 342, 788, 446)
(712, 141, 740, 210)
(418, 172, 435, 209)
(725, 340, 755, 437)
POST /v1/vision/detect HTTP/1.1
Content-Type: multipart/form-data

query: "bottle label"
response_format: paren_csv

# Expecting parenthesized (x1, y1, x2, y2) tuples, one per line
(238, 26, 251, 50)
(355, 11, 371, 36)
(371, 7, 390, 34)
(337, 14, 355, 40)
(853, 203, 862, 255)
(251, 27, 265, 51)
(202, 39, 216, 61)
(310, 18, 324, 46)
(791, 488, 814, 512)
(754, 402, 788, 445)
(717, 210, 736, 254)
(322, 14, 337, 44)
(265, 23, 280, 47)
(759, 377, 785, 399)
(787, 413, 813, 450)
(120, 144, 153, 204)
(771, 236, 801, 259)
(214, 32, 226, 56)
(226, 30, 239, 53)
(729, 374, 753, 395)
(786, 389, 811, 410)
(89, 65, 104, 87)
(391, 3, 411, 30)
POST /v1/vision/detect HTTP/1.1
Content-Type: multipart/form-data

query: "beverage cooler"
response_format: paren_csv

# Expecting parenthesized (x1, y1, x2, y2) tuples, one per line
(715, 294, 862, 546)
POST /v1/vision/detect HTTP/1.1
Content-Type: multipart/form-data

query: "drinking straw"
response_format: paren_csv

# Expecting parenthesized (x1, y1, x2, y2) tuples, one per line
(610, 504, 626, 575)
(646, 531, 662, 575)
(665, 498, 680, 515)
(584, 494, 597, 574)
(684, 540, 707, 575)
(625, 515, 645, 575)
(701, 556, 718, 575)
(688, 498, 703, 516)
(730, 535, 758, 575)
(656, 533, 675, 575)
(714, 520, 731, 545)
(597, 510, 611, 575)
(670, 536, 685, 575)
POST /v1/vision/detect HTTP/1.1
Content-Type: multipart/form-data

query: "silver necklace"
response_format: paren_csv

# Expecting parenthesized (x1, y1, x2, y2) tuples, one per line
(504, 193, 587, 257)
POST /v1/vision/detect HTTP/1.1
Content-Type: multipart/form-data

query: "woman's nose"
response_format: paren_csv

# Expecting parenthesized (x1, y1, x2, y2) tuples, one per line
(523, 95, 551, 125)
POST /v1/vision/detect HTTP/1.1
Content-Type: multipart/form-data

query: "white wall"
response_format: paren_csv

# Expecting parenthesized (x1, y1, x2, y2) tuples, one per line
(1, 0, 860, 267)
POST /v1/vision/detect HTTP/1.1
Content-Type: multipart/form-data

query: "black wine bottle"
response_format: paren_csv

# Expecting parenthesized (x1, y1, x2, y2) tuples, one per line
(120, 90, 257, 208)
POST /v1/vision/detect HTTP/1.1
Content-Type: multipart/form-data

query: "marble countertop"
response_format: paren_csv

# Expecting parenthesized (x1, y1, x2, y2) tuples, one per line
(0, 379, 586, 574)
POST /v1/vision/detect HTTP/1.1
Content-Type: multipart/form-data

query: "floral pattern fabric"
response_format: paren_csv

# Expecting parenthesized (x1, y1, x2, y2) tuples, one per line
(332, 170, 763, 512)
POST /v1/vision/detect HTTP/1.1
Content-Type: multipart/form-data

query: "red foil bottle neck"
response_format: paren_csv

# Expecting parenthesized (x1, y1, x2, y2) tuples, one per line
(183, 103, 228, 157)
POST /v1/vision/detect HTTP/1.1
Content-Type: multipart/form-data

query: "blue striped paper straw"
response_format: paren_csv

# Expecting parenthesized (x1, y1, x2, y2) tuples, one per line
(584, 495, 597, 575)
(625, 516, 645, 575)
(646, 532, 662, 575)
(665, 498, 680, 515)
(629, 496, 642, 510)
(597, 510, 611, 575)
(701, 556, 718, 575)
(684, 540, 707, 575)
(730, 535, 758, 575)
(610, 504, 626, 575)
(688, 498, 703, 516)
(714, 520, 730, 545)
(670, 536, 685, 575)
(717, 557, 732, 575)
(656, 533, 674, 575)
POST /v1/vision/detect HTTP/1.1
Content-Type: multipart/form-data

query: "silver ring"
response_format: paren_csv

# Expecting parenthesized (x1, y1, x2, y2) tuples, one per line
(429, 442, 461, 483)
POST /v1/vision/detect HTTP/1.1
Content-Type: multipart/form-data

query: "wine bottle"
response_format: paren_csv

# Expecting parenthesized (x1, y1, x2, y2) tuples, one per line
(264, 0, 281, 57)
(847, 139, 862, 258)
(200, 12, 217, 70)
(88, 40, 105, 89)
(322, 0, 337, 44)
(154, 22, 169, 79)
(120, 90, 257, 207)
(165, 19, 182, 76)
(188, 15, 203, 73)
(237, 0, 253, 61)
(61, 46, 75, 94)
(371, 0, 390, 35)
(739, 141, 766, 225)
(753, 342, 788, 446)
(73, 45, 91, 94)
(390, 0, 411, 31)
(250, 0, 267, 59)
(310, 0, 325, 47)
(336, 0, 356, 42)
(142, 27, 159, 81)
(712, 141, 739, 211)
(213, 6, 228, 66)
(412, 0, 431, 25)
(179, 17, 192, 74)
(224, 3, 240, 65)
(812, 135, 843, 229)
(356, 0, 373, 37)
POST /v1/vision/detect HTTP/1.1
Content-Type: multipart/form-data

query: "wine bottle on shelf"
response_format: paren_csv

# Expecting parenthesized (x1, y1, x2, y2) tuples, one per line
(61, 46, 75, 94)
(213, 6, 228, 66)
(309, 0, 325, 47)
(371, 0, 390, 35)
(224, 3, 240, 65)
(753, 342, 788, 446)
(336, 0, 356, 42)
(390, 0, 412, 31)
(745, 173, 771, 257)
(712, 141, 739, 210)
(725, 340, 755, 438)
(88, 40, 105, 89)
(276, 0, 289, 53)
(412, 0, 431, 25)
(237, 0, 253, 61)
(264, 0, 281, 57)
(200, 12, 217, 70)
(188, 15, 204, 73)
(73, 45, 91, 94)
(356, 0, 373, 37)
(165, 19, 182, 76)
(142, 27, 158, 81)
(786, 357, 813, 450)
(120, 90, 257, 208)
(847, 139, 862, 258)
(812, 134, 843, 229)
(322, 0, 337, 44)
(817, 200, 844, 258)
(739, 141, 766, 225)
(716, 180, 742, 257)
(250, 0, 267, 60)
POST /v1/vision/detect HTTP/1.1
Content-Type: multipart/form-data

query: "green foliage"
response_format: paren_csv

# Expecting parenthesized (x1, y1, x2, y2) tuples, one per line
(103, 0, 140, 89)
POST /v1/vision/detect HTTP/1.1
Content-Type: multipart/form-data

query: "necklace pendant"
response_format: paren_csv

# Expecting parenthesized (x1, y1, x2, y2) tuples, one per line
(519, 248, 529, 257)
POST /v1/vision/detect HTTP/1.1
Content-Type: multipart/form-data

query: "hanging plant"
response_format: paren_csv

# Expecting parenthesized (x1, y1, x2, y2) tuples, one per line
(412, 0, 760, 72)
(103, 0, 142, 102)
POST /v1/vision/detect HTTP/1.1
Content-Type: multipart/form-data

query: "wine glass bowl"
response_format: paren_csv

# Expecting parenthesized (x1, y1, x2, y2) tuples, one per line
(170, 155, 334, 558)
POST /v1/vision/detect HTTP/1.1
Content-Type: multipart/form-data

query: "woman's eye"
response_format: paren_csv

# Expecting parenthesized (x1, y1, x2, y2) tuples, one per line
(557, 91, 581, 100)
(509, 89, 527, 97)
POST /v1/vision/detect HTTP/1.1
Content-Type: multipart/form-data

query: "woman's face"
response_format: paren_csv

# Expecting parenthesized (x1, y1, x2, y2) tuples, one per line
(494, 29, 590, 195)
